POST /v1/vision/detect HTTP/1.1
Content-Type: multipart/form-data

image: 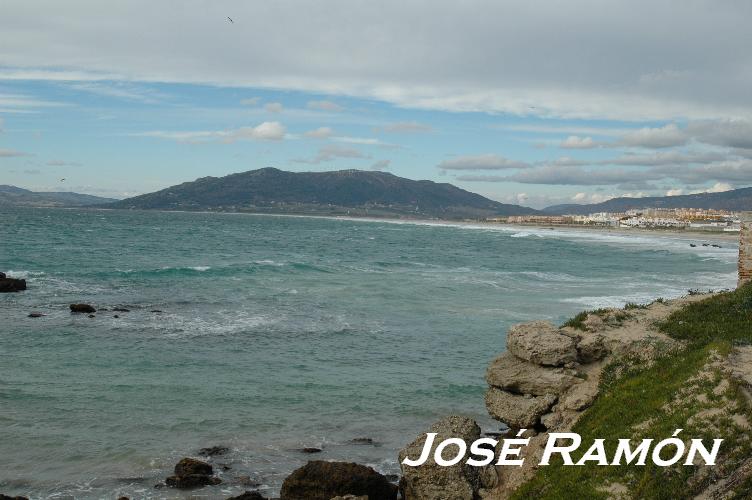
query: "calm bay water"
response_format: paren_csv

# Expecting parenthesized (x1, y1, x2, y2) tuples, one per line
(0, 207, 738, 498)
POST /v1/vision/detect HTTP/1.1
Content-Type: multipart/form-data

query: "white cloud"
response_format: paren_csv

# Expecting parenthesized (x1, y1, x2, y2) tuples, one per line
(304, 126, 334, 139)
(437, 154, 529, 170)
(370, 159, 391, 170)
(560, 135, 598, 149)
(617, 124, 687, 148)
(46, 160, 82, 166)
(134, 121, 287, 143)
(68, 82, 166, 103)
(293, 144, 370, 164)
(380, 121, 432, 133)
(665, 188, 683, 196)
(687, 119, 752, 149)
(0, 148, 31, 157)
(706, 182, 732, 193)
(0, 116, 3, 132)
(241, 97, 260, 106)
(306, 100, 344, 112)
(264, 102, 283, 113)
(2, 1, 751, 120)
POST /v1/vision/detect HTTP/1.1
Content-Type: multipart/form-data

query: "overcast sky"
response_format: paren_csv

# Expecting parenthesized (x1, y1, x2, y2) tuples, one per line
(1, 0, 751, 208)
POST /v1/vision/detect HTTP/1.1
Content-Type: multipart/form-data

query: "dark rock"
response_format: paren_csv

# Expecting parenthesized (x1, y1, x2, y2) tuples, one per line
(70, 303, 96, 313)
(0, 272, 5, 278)
(0, 496, 29, 500)
(385, 474, 400, 483)
(117, 497, 130, 500)
(174, 458, 213, 476)
(234, 475, 260, 486)
(299, 447, 322, 454)
(350, 438, 374, 445)
(28, 312, 45, 318)
(114, 315, 120, 318)
(88, 314, 96, 318)
(151, 309, 163, 313)
(113, 307, 131, 312)
(165, 474, 221, 489)
(227, 492, 266, 500)
(199, 445, 230, 457)
(0, 277, 26, 293)
(280, 460, 397, 500)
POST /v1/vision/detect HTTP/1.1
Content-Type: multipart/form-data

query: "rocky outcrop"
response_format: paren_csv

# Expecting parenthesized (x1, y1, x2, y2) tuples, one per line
(485, 353, 578, 396)
(0, 277, 26, 293)
(485, 389, 557, 429)
(165, 458, 221, 489)
(70, 303, 96, 313)
(399, 416, 498, 500)
(506, 321, 577, 366)
(280, 461, 397, 500)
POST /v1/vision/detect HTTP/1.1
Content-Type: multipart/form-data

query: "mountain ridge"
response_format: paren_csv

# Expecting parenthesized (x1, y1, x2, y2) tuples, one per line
(104, 167, 540, 219)
(0, 185, 117, 207)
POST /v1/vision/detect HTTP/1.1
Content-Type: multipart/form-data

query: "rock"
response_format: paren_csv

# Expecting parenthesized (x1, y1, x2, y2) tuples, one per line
(0, 495, 29, 500)
(331, 496, 368, 500)
(199, 446, 229, 457)
(280, 461, 397, 500)
(582, 314, 605, 332)
(540, 412, 563, 430)
(485, 388, 557, 429)
(0, 272, 5, 278)
(151, 309, 163, 313)
(350, 437, 375, 445)
(399, 415, 497, 500)
(27, 312, 45, 318)
(506, 321, 577, 366)
(88, 314, 96, 318)
(577, 333, 609, 363)
(227, 492, 266, 500)
(70, 303, 96, 313)
(235, 475, 261, 487)
(113, 307, 130, 312)
(114, 314, 120, 318)
(0, 277, 26, 293)
(165, 474, 221, 488)
(486, 353, 579, 396)
(561, 383, 599, 411)
(117, 497, 130, 500)
(299, 447, 323, 454)
(165, 458, 221, 489)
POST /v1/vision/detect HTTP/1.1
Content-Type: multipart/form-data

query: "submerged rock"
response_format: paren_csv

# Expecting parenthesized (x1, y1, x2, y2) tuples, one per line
(299, 447, 323, 454)
(0, 495, 29, 500)
(198, 445, 229, 457)
(70, 303, 96, 313)
(350, 437, 375, 445)
(165, 458, 221, 489)
(506, 320, 577, 366)
(280, 460, 397, 500)
(27, 312, 45, 318)
(0, 277, 26, 293)
(485, 388, 557, 429)
(227, 492, 266, 500)
(399, 415, 497, 500)
(486, 352, 579, 396)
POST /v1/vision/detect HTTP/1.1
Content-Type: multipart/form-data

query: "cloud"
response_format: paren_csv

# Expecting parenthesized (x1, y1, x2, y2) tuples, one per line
(687, 119, 752, 149)
(370, 159, 391, 170)
(332, 136, 387, 146)
(68, 82, 166, 103)
(706, 182, 733, 193)
(560, 135, 598, 149)
(616, 124, 687, 148)
(241, 97, 260, 106)
(264, 102, 283, 113)
(23, 169, 42, 175)
(2, 1, 751, 120)
(665, 188, 683, 196)
(304, 126, 334, 139)
(135, 121, 287, 143)
(293, 144, 371, 164)
(0, 116, 4, 132)
(46, 160, 82, 166)
(437, 154, 530, 171)
(380, 121, 432, 133)
(307, 100, 344, 112)
(0, 148, 31, 157)
(0, 92, 67, 112)
(603, 150, 725, 166)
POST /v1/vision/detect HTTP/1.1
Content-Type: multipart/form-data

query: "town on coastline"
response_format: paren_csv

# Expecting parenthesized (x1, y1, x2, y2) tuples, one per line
(493, 207, 741, 232)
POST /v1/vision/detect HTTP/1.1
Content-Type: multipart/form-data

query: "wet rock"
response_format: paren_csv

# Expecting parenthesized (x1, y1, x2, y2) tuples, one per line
(506, 321, 577, 366)
(0, 495, 29, 500)
(114, 315, 120, 318)
(227, 492, 266, 500)
(486, 352, 579, 396)
(0, 277, 26, 293)
(235, 475, 261, 487)
(88, 314, 96, 318)
(399, 415, 497, 500)
(280, 460, 397, 500)
(0, 272, 5, 278)
(151, 309, 163, 313)
(113, 307, 130, 312)
(199, 446, 230, 457)
(299, 447, 323, 454)
(70, 303, 96, 313)
(165, 458, 221, 489)
(117, 497, 130, 500)
(27, 312, 45, 318)
(485, 388, 557, 429)
(350, 438, 375, 445)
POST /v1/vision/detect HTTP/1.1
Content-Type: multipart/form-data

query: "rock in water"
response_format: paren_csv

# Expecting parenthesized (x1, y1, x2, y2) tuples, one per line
(485, 388, 557, 429)
(0, 277, 26, 293)
(70, 303, 96, 313)
(280, 461, 397, 500)
(198, 446, 229, 457)
(506, 320, 577, 366)
(227, 492, 266, 500)
(0, 495, 30, 500)
(165, 458, 221, 489)
(28, 312, 45, 318)
(486, 352, 579, 396)
(399, 416, 498, 500)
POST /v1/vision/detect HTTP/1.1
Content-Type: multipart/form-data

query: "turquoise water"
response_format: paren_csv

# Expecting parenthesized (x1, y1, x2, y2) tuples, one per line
(0, 207, 738, 499)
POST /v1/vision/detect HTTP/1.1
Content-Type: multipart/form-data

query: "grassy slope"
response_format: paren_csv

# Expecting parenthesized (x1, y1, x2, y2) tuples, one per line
(512, 283, 752, 499)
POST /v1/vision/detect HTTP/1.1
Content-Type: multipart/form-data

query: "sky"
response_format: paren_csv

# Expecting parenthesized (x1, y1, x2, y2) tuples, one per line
(1, 0, 751, 209)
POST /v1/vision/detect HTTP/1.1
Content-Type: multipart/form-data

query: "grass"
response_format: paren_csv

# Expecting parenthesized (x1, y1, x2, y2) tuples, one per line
(562, 308, 632, 331)
(513, 283, 752, 500)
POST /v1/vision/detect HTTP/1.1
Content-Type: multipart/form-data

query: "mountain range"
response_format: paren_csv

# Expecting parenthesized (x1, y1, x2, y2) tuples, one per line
(0, 185, 117, 208)
(104, 167, 538, 218)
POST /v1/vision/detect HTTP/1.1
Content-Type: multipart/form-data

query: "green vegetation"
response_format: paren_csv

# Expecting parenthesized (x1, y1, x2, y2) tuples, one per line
(515, 283, 752, 500)
(562, 308, 632, 331)
(624, 302, 649, 310)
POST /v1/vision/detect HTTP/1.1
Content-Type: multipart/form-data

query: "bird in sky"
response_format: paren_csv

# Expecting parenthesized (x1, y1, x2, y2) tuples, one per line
(227, 16, 234, 23)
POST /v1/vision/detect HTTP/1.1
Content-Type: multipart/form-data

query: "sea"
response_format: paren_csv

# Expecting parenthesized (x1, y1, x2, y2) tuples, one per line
(0, 207, 739, 499)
